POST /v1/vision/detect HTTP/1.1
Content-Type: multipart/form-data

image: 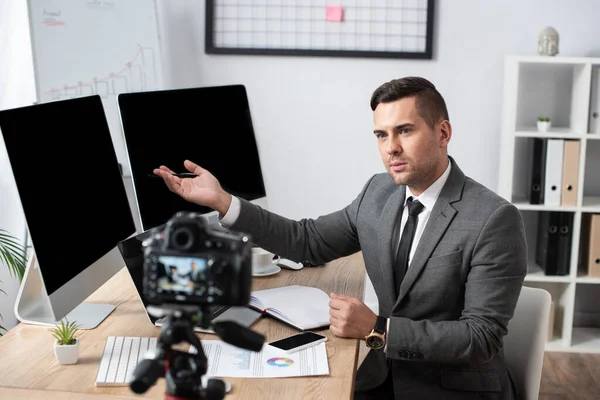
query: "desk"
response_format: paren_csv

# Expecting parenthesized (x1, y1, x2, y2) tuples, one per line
(0, 252, 366, 399)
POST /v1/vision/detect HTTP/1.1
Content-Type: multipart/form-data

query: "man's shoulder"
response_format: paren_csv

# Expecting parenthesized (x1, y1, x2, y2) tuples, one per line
(461, 176, 514, 213)
(367, 172, 397, 190)
(358, 173, 399, 199)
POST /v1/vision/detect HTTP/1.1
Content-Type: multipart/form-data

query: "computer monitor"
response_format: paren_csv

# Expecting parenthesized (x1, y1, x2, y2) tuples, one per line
(117, 84, 267, 231)
(0, 95, 136, 329)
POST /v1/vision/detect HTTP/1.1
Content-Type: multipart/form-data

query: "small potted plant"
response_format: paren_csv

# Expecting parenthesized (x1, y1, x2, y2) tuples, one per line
(50, 319, 80, 364)
(537, 117, 552, 132)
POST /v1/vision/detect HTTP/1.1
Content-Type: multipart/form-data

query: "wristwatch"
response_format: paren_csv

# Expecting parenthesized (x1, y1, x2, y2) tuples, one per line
(364, 316, 387, 349)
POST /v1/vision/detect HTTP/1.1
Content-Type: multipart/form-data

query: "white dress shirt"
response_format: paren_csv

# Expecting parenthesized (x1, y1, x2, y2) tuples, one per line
(395, 159, 452, 268)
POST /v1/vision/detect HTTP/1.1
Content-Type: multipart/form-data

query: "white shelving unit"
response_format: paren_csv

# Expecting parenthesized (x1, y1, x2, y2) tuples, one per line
(499, 54, 600, 353)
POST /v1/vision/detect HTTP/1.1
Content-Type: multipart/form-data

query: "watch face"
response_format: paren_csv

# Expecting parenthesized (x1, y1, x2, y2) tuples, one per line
(366, 335, 385, 349)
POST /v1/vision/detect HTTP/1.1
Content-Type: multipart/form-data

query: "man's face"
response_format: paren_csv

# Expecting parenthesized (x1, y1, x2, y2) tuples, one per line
(191, 263, 197, 270)
(373, 96, 451, 194)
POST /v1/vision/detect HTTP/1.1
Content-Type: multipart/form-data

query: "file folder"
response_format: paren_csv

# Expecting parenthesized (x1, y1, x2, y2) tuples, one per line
(544, 139, 564, 206)
(536, 211, 572, 275)
(556, 212, 574, 276)
(589, 214, 600, 278)
(560, 140, 580, 207)
(527, 138, 547, 205)
(536, 211, 560, 275)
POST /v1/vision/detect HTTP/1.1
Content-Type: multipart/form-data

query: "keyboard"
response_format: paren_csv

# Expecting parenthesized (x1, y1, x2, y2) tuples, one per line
(95, 336, 157, 386)
(96, 335, 233, 392)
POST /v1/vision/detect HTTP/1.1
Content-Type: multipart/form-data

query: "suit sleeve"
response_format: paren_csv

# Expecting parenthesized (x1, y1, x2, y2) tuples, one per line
(386, 203, 527, 363)
(229, 176, 377, 264)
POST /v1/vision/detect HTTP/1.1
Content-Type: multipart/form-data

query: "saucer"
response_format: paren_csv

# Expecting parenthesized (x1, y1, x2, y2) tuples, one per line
(252, 265, 281, 277)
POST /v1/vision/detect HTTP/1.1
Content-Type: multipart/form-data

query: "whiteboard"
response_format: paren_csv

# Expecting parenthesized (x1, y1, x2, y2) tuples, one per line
(27, 0, 164, 176)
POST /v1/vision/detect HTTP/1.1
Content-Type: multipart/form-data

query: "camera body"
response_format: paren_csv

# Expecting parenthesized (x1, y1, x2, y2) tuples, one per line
(142, 212, 252, 306)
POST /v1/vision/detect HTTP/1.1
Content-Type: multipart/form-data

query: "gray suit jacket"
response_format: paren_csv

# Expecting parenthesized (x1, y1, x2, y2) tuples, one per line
(230, 158, 527, 399)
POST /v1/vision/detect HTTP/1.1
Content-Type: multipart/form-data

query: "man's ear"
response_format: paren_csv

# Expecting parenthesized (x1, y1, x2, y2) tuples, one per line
(438, 120, 452, 148)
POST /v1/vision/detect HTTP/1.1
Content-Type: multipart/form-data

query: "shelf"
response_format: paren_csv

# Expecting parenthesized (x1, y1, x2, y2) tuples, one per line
(502, 55, 600, 354)
(575, 274, 600, 284)
(512, 197, 579, 212)
(525, 263, 571, 283)
(569, 327, 600, 353)
(508, 55, 598, 65)
(515, 128, 582, 139)
(545, 337, 569, 352)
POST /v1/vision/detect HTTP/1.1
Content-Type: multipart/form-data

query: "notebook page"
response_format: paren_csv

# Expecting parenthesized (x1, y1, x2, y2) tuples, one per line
(250, 286, 330, 329)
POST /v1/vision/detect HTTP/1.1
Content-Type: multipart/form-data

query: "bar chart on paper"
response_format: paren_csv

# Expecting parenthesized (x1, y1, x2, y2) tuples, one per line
(27, 0, 164, 175)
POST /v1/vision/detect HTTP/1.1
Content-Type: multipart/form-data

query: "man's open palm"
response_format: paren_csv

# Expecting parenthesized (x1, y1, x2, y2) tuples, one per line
(153, 160, 224, 210)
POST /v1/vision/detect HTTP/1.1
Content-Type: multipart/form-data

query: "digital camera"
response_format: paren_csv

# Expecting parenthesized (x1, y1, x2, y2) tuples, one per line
(142, 212, 253, 306)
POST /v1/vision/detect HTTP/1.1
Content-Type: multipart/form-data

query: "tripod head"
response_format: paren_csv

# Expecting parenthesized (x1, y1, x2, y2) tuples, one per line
(129, 305, 265, 400)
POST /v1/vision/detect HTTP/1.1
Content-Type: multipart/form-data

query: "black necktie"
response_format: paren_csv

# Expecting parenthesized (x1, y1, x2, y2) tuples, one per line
(394, 197, 425, 294)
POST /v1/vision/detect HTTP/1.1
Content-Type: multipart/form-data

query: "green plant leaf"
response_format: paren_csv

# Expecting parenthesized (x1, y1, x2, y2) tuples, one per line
(0, 229, 26, 282)
(49, 318, 80, 345)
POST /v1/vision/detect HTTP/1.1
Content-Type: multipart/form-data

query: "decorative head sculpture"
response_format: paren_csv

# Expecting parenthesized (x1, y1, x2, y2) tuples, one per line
(538, 26, 559, 56)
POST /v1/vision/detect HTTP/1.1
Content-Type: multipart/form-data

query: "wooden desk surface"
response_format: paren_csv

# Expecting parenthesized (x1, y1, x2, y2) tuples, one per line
(0, 252, 365, 399)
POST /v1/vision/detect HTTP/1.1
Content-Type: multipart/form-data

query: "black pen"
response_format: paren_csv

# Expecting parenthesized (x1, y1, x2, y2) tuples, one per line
(148, 172, 196, 179)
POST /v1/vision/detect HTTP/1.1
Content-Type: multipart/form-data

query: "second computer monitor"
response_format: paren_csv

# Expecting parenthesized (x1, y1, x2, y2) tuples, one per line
(117, 84, 267, 231)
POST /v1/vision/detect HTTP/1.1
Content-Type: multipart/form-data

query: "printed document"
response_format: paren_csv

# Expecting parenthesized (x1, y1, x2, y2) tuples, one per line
(189, 340, 329, 378)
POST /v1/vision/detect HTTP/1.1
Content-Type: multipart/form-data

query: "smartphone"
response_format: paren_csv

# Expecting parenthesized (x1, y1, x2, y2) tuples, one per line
(269, 332, 327, 353)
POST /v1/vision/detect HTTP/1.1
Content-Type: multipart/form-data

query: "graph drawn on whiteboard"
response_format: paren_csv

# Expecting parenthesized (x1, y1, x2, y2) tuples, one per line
(28, 0, 164, 103)
(40, 44, 161, 102)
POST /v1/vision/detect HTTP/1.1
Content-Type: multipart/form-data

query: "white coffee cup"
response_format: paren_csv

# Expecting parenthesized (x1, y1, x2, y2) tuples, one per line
(251, 247, 279, 275)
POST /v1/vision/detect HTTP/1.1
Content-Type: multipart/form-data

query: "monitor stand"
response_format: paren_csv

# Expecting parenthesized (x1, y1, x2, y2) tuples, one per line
(14, 255, 115, 329)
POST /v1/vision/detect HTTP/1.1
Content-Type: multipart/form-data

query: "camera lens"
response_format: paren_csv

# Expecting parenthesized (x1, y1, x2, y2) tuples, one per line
(170, 226, 195, 251)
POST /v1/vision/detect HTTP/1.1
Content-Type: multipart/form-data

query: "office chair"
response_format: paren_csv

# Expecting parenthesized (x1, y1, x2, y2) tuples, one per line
(504, 285, 552, 400)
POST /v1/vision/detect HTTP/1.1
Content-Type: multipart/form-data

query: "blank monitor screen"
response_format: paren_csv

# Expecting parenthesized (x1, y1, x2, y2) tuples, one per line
(117, 84, 266, 231)
(0, 95, 136, 295)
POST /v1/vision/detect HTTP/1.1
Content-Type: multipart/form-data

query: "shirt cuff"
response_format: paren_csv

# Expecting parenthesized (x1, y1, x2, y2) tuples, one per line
(384, 318, 390, 353)
(219, 195, 241, 227)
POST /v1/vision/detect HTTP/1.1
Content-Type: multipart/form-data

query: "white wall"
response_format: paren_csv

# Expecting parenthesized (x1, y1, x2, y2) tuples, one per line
(157, 0, 600, 219)
(2, 0, 600, 331)
(0, 0, 36, 332)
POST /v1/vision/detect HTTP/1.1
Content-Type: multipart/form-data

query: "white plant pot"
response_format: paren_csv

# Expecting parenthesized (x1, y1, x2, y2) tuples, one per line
(537, 120, 551, 132)
(54, 338, 79, 364)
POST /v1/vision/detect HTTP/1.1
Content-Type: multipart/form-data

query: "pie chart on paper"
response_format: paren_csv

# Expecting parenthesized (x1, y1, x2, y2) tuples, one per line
(266, 357, 294, 367)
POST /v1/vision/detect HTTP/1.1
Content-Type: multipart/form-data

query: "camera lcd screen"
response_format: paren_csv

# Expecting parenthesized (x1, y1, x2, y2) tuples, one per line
(156, 256, 208, 296)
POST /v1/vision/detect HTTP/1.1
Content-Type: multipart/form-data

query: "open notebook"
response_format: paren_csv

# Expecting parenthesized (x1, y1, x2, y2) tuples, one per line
(249, 285, 330, 331)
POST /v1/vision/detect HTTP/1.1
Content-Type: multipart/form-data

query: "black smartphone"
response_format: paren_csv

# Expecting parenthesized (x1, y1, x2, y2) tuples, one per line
(268, 332, 327, 353)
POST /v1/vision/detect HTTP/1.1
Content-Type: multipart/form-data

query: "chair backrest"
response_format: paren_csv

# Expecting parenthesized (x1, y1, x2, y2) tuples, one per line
(504, 286, 552, 400)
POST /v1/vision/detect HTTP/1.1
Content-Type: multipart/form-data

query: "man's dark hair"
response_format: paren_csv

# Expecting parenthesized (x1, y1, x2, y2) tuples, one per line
(370, 76, 449, 128)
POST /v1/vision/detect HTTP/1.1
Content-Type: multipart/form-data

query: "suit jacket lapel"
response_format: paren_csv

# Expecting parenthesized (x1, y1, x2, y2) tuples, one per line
(377, 186, 406, 305)
(394, 158, 466, 308)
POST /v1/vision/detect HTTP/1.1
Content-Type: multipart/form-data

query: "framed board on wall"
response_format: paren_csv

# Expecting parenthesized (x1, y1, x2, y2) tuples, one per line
(205, 0, 435, 59)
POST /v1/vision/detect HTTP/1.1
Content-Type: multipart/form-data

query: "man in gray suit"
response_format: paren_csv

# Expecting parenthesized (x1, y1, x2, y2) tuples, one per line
(153, 77, 527, 399)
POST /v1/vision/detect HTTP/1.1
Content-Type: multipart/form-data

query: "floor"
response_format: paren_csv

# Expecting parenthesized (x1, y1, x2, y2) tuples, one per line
(539, 352, 600, 400)
(357, 345, 600, 399)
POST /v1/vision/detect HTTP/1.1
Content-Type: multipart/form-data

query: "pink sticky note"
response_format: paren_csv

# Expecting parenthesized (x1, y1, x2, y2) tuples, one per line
(326, 6, 343, 22)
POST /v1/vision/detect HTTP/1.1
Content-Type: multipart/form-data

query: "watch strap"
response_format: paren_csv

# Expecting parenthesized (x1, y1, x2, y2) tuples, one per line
(374, 315, 386, 335)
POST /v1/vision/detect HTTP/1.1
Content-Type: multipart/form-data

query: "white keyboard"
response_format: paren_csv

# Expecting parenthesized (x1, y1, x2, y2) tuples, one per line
(95, 336, 157, 386)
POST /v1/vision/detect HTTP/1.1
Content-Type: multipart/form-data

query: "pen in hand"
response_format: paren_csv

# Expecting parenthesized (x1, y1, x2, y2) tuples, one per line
(148, 172, 197, 179)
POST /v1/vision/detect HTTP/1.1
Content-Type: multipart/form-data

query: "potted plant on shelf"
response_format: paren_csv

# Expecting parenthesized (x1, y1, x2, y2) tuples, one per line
(537, 117, 552, 132)
(0, 229, 26, 336)
(50, 319, 80, 364)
